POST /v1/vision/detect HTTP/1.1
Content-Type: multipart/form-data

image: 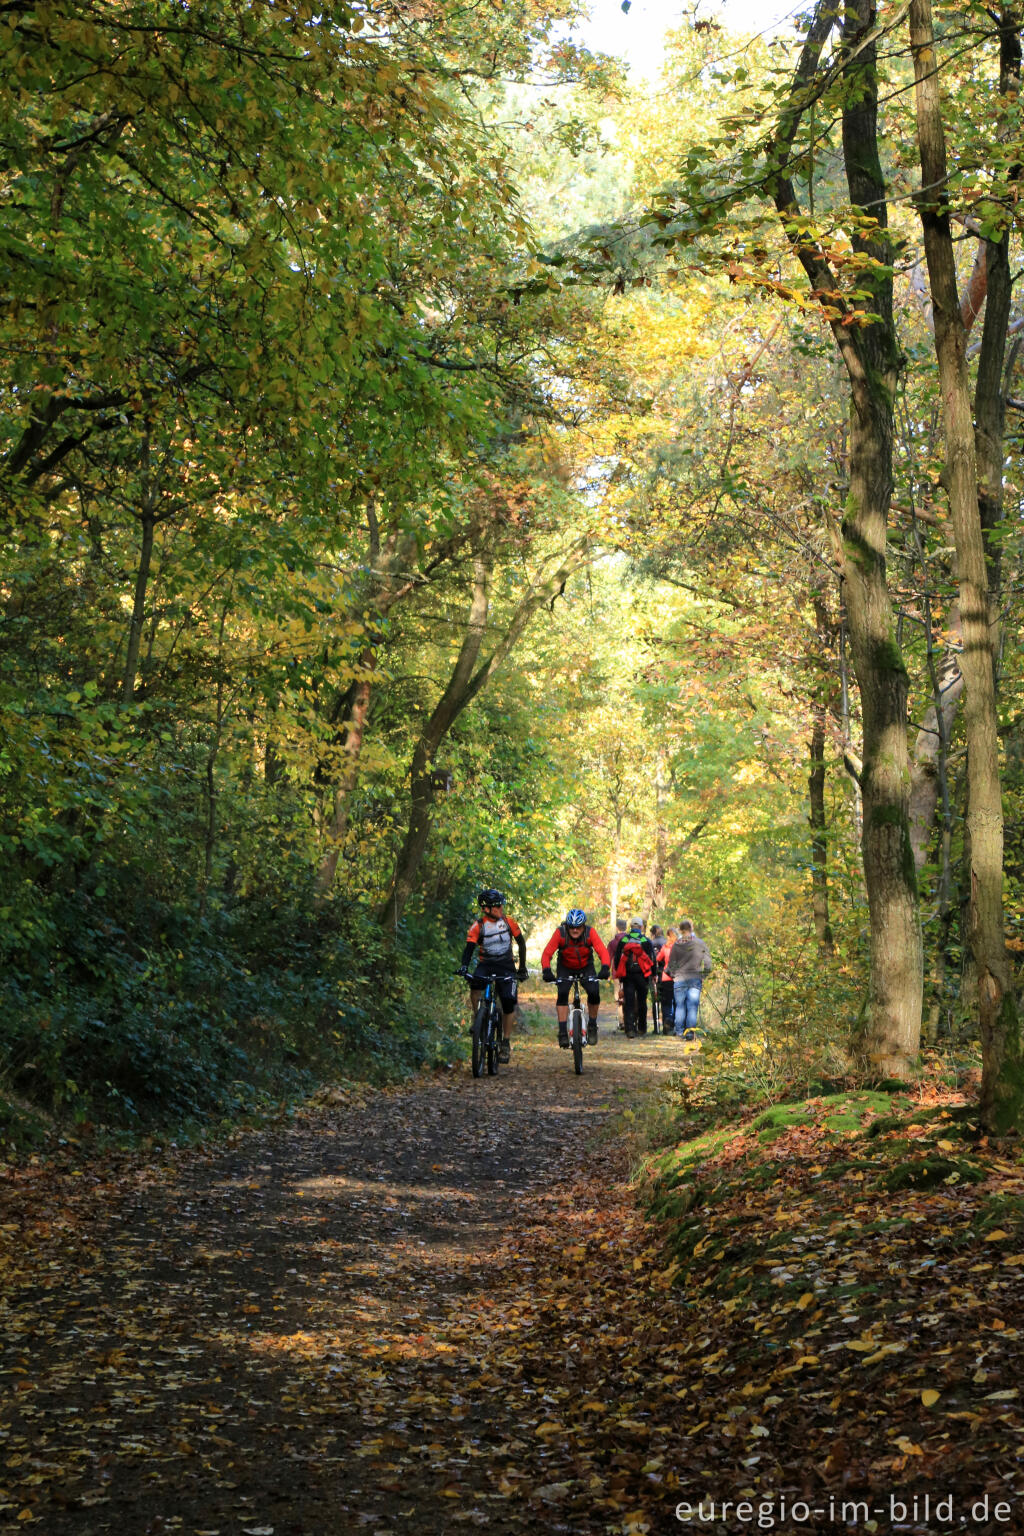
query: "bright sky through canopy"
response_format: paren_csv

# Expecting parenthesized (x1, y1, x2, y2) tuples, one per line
(580, 0, 801, 77)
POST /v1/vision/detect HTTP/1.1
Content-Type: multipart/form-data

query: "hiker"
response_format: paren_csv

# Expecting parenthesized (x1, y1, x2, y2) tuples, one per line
(607, 916, 627, 1030)
(656, 926, 678, 1035)
(668, 920, 712, 1037)
(614, 921, 657, 1038)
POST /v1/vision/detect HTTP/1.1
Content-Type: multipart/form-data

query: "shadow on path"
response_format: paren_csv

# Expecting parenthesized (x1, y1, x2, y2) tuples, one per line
(2, 1024, 689, 1535)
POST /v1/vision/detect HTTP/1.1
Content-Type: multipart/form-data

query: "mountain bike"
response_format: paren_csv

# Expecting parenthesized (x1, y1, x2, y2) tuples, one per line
(548, 974, 592, 1074)
(471, 975, 504, 1078)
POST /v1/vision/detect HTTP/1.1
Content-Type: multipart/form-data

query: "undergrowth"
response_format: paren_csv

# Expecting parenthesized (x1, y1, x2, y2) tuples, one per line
(0, 890, 466, 1156)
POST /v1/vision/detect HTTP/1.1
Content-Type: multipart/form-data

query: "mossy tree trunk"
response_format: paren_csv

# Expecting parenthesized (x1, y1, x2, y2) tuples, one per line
(768, 0, 922, 1073)
(909, 0, 1024, 1131)
(808, 701, 834, 956)
(908, 0, 1019, 1130)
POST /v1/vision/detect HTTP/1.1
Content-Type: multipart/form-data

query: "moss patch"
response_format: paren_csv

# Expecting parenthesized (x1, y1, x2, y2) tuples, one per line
(751, 1105, 815, 1131)
(973, 1191, 1024, 1235)
(881, 1156, 986, 1191)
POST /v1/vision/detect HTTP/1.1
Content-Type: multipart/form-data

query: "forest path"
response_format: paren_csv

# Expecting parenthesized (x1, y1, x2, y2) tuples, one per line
(2, 1013, 694, 1536)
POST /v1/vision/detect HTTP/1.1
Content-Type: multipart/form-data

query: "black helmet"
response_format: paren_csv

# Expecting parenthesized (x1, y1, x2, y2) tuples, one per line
(478, 887, 505, 908)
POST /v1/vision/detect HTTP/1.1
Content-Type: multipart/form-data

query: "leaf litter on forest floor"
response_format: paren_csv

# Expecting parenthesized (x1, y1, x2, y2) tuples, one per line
(2, 1036, 1023, 1533)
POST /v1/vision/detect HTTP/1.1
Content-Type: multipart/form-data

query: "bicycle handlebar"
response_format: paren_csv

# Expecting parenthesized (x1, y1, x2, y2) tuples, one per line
(456, 968, 527, 979)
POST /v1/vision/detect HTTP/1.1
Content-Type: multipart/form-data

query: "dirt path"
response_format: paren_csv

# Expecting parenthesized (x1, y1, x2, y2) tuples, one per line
(2, 1012, 691, 1535)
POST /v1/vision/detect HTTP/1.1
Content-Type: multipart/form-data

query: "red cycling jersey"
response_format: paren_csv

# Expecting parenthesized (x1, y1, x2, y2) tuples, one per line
(541, 924, 611, 974)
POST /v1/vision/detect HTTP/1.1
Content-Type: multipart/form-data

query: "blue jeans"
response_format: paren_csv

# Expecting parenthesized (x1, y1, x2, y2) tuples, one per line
(673, 976, 703, 1033)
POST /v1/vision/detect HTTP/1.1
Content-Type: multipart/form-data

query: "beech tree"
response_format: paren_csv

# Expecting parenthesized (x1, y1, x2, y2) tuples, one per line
(908, 0, 1024, 1129)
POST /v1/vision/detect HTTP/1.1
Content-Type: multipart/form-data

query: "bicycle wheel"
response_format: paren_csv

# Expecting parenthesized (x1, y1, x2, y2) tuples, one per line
(471, 999, 487, 1078)
(486, 1004, 500, 1075)
(571, 1005, 584, 1074)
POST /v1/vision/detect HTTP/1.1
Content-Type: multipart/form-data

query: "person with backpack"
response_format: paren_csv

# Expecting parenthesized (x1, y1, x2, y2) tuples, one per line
(668, 919, 712, 1038)
(541, 909, 612, 1048)
(614, 921, 657, 1038)
(606, 916, 627, 1030)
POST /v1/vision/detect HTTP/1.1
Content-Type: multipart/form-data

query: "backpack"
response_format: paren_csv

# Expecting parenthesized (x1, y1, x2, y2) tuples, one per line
(621, 938, 652, 979)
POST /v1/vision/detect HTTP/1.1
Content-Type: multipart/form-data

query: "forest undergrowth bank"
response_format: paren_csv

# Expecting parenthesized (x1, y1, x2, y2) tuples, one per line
(0, 902, 469, 1157)
(636, 1051, 1024, 1526)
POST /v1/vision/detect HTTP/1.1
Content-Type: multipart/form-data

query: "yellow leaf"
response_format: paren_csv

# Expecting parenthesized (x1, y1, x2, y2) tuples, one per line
(861, 1342, 905, 1365)
(845, 1339, 875, 1352)
(795, 1292, 815, 1310)
(921, 1389, 941, 1407)
(985, 1229, 1009, 1242)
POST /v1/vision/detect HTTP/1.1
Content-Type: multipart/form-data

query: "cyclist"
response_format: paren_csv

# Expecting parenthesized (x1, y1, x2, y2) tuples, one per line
(614, 921, 657, 1038)
(458, 888, 527, 1063)
(540, 909, 611, 1049)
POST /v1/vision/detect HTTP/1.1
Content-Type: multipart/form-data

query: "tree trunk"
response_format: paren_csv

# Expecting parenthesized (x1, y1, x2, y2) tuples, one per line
(842, 379, 923, 1074)
(908, 625, 963, 876)
(122, 432, 156, 706)
(313, 651, 376, 902)
(974, 9, 1019, 645)
(380, 555, 491, 932)
(645, 757, 669, 917)
(808, 704, 834, 954)
(910, 0, 1023, 1131)
(377, 539, 593, 931)
(311, 499, 476, 903)
(768, 0, 923, 1074)
(199, 604, 230, 921)
(839, 617, 864, 841)
(609, 808, 623, 929)
(844, 0, 922, 1074)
